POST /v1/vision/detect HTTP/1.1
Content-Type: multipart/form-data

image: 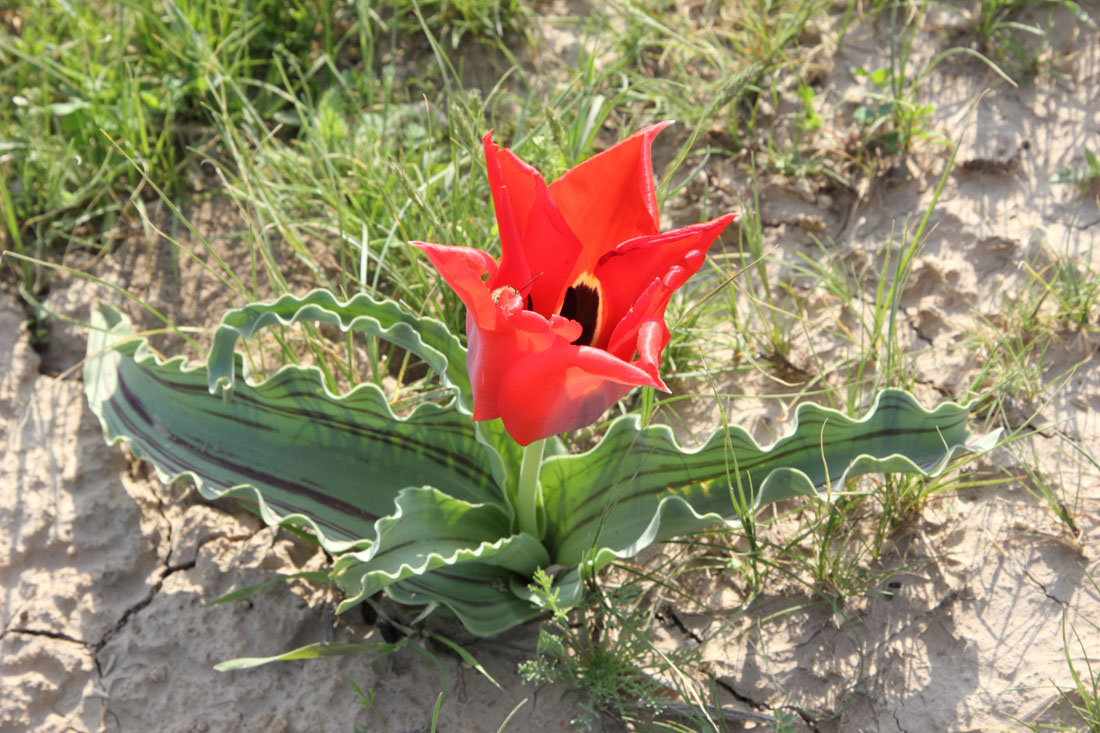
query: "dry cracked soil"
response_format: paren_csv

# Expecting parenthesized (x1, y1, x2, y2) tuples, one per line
(3, 3, 1100, 731)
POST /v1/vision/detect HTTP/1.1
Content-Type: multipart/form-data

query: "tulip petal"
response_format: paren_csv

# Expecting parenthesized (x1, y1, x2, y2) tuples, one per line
(411, 242, 498, 327)
(604, 281, 674, 381)
(548, 122, 672, 270)
(635, 319, 670, 379)
(465, 312, 518, 421)
(483, 134, 582, 315)
(603, 273, 673, 364)
(594, 214, 737, 344)
(496, 345, 665, 445)
(466, 304, 584, 423)
(519, 184, 584, 316)
(483, 133, 534, 292)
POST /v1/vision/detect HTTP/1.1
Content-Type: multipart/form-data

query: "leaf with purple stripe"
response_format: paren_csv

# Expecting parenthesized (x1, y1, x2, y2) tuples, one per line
(85, 303, 500, 552)
(542, 390, 1000, 569)
(331, 487, 548, 610)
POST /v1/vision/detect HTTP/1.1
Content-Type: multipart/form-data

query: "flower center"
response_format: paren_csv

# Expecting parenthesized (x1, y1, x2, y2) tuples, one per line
(558, 273, 603, 347)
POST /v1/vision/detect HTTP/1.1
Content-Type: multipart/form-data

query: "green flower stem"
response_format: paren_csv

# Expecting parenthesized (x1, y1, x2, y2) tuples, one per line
(517, 438, 546, 538)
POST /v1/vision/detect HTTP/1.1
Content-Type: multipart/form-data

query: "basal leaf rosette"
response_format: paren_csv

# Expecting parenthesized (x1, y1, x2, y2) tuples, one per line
(84, 118, 1002, 639)
(85, 292, 999, 636)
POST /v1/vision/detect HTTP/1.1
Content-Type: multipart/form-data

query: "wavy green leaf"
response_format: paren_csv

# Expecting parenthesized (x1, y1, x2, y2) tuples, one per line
(542, 390, 1000, 568)
(208, 288, 472, 405)
(206, 289, 521, 500)
(85, 302, 501, 552)
(332, 487, 548, 608)
(385, 563, 545, 636)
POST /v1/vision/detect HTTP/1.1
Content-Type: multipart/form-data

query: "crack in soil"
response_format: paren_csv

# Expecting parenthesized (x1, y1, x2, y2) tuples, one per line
(0, 627, 91, 647)
(89, 512, 260, 670)
(913, 376, 951, 399)
(893, 706, 907, 732)
(906, 313, 936, 350)
(866, 587, 965, 659)
(904, 315, 961, 400)
(92, 559, 196, 654)
(713, 674, 772, 712)
(712, 665, 829, 728)
(657, 604, 704, 645)
(1022, 567, 1069, 607)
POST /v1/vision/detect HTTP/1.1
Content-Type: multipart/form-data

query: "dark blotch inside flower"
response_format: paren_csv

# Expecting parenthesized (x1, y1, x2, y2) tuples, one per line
(559, 282, 600, 346)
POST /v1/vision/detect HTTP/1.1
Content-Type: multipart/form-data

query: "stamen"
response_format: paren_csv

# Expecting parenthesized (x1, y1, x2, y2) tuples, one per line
(517, 273, 544, 294)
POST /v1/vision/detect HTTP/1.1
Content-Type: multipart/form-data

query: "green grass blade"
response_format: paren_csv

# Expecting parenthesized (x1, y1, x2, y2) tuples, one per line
(205, 571, 332, 606)
(214, 641, 405, 671)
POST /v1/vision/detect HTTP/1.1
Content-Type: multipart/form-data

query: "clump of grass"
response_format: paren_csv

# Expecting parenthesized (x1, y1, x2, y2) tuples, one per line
(966, 0, 1097, 82)
(0, 0, 531, 298)
(967, 241, 1099, 405)
(0, 1, 341, 282)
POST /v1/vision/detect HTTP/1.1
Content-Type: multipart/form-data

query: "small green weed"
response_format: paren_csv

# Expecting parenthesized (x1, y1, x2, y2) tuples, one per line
(848, 2, 1012, 164)
(519, 568, 697, 732)
(350, 679, 376, 708)
(349, 678, 380, 732)
(852, 64, 936, 157)
(967, 241, 1099, 404)
(1051, 148, 1100, 193)
(761, 79, 840, 182)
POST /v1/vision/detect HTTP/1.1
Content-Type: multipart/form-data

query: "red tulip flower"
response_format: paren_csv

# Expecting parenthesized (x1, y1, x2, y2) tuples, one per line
(414, 123, 737, 446)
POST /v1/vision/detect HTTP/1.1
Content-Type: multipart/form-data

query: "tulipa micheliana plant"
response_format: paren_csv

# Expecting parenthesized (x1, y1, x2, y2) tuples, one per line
(85, 125, 998, 636)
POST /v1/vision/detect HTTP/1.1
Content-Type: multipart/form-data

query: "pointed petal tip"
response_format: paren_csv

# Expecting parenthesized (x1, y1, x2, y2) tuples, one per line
(635, 120, 675, 138)
(703, 212, 739, 231)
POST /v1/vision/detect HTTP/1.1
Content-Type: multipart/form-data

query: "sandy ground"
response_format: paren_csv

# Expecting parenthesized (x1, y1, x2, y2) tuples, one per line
(3, 3, 1100, 731)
